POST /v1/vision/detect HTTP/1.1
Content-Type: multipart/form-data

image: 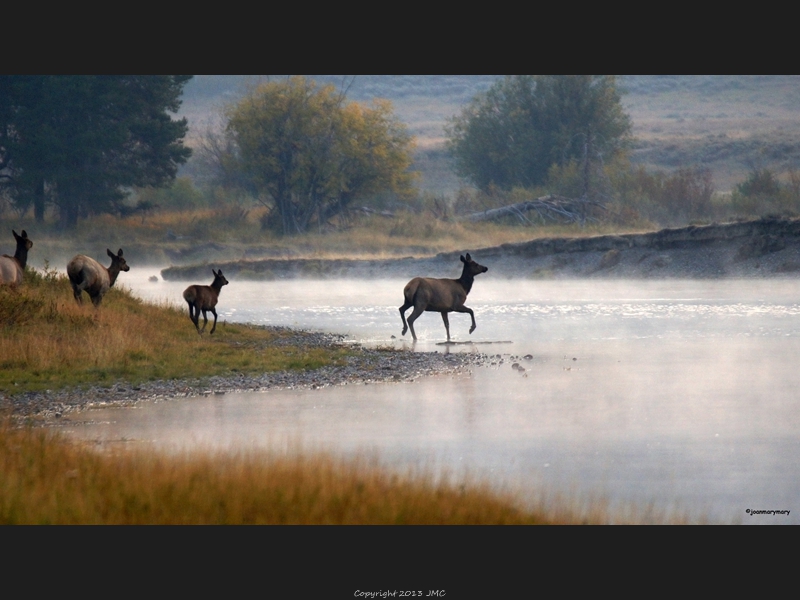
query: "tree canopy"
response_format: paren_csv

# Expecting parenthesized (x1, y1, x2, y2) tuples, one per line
(445, 75, 632, 193)
(0, 75, 192, 228)
(220, 76, 415, 235)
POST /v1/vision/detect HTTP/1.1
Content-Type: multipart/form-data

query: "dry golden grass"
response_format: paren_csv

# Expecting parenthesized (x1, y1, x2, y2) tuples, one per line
(0, 268, 346, 394)
(0, 423, 703, 524)
(3, 207, 653, 270)
(0, 423, 544, 524)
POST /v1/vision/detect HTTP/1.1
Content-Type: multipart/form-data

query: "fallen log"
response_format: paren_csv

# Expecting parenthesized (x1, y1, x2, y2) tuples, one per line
(459, 195, 605, 224)
(352, 206, 396, 218)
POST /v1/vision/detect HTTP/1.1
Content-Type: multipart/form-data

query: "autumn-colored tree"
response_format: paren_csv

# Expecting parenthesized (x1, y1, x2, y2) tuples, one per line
(223, 76, 415, 235)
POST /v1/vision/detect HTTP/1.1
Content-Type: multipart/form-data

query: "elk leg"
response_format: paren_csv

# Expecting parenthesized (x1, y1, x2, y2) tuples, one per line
(187, 302, 199, 330)
(199, 309, 208, 333)
(441, 312, 451, 342)
(71, 284, 83, 305)
(454, 305, 477, 334)
(406, 306, 424, 341)
(209, 308, 218, 335)
(399, 301, 412, 336)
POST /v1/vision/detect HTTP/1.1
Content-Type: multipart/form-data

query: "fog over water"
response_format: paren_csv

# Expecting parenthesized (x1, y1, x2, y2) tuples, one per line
(62, 267, 800, 524)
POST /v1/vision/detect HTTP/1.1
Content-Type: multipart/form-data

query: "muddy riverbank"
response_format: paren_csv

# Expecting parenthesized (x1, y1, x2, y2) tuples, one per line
(160, 217, 800, 281)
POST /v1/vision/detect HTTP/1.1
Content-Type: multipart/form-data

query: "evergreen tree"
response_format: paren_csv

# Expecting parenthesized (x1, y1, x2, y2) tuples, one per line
(0, 75, 192, 228)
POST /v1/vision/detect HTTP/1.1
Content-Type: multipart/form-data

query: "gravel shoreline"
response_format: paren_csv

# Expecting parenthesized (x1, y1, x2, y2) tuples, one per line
(3, 326, 490, 422)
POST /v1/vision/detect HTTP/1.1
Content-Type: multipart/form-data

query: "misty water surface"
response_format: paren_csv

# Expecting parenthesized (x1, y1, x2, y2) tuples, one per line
(61, 268, 800, 524)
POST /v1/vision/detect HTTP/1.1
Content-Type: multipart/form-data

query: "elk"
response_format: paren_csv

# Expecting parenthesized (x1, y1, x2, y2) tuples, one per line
(399, 253, 489, 342)
(67, 248, 130, 307)
(183, 268, 229, 335)
(0, 230, 33, 287)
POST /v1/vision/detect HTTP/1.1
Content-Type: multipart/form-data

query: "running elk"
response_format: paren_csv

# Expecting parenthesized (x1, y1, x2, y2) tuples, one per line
(67, 248, 130, 307)
(0, 230, 33, 287)
(183, 269, 229, 335)
(399, 253, 488, 342)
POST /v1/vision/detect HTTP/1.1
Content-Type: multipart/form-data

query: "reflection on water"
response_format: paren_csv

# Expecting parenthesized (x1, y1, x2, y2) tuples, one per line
(63, 269, 800, 524)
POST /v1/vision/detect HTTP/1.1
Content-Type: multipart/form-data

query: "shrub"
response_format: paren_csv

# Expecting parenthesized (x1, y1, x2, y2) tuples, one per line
(132, 177, 208, 212)
(729, 168, 800, 217)
(610, 165, 714, 226)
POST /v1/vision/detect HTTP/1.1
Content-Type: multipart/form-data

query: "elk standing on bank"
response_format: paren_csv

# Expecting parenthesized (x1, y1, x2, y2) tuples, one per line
(399, 253, 489, 342)
(183, 269, 229, 335)
(0, 230, 33, 287)
(67, 248, 130, 307)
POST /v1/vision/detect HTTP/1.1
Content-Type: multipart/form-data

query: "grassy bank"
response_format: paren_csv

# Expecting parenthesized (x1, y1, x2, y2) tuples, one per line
(0, 267, 347, 395)
(0, 423, 700, 524)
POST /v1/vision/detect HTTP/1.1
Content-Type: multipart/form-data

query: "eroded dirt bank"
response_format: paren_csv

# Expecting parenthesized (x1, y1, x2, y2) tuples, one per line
(161, 217, 800, 281)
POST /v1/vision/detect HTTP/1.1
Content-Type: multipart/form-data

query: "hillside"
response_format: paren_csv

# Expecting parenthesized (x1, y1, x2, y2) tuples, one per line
(178, 75, 800, 194)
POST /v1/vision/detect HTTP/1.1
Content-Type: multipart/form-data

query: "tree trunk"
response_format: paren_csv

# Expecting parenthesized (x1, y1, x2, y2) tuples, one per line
(57, 185, 80, 230)
(34, 178, 46, 223)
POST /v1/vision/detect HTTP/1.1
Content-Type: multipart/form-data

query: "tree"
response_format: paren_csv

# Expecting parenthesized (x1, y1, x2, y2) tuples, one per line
(223, 76, 415, 235)
(0, 76, 192, 228)
(445, 75, 632, 193)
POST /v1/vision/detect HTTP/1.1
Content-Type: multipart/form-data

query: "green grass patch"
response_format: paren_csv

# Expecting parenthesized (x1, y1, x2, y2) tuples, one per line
(0, 270, 349, 395)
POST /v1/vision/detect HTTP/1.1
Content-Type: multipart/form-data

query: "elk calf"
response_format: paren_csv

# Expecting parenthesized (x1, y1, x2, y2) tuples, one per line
(67, 249, 130, 307)
(183, 269, 229, 334)
(0, 230, 33, 287)
(400, 253, 488, 342)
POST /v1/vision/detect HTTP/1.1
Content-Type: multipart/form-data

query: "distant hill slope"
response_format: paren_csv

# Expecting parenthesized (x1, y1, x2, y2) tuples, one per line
(179, 75, 800, 193)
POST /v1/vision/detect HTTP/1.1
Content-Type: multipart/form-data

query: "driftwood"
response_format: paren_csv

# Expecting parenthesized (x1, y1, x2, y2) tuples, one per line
(459, 195, 605, 225)
(352, 206, 396, 218)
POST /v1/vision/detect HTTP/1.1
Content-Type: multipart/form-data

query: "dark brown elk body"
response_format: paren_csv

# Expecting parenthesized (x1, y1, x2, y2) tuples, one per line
(183, 269, 229, 334)
(67, 249, 130, 307)
(399, 253, 488, 342)
(0, 230, 33, 287)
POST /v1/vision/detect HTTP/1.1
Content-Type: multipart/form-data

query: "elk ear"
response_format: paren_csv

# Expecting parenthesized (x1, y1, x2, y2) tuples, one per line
(465, 253, 472, 261)
(212, 269, 218, 277)
(21, 230, 27, 238)
(217, 269, 224, 277)
(117, 249, 124, 257)
(460, 255, 466, 263)
(107, 248, 114, 258)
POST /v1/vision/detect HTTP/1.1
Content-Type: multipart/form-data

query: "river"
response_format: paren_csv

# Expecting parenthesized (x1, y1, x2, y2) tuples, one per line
(59, 267, 800, 524)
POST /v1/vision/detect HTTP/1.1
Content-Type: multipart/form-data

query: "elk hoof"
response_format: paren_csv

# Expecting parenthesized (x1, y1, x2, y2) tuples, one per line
(469, 325, 476, 334)
(401, 326, 408, 336)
